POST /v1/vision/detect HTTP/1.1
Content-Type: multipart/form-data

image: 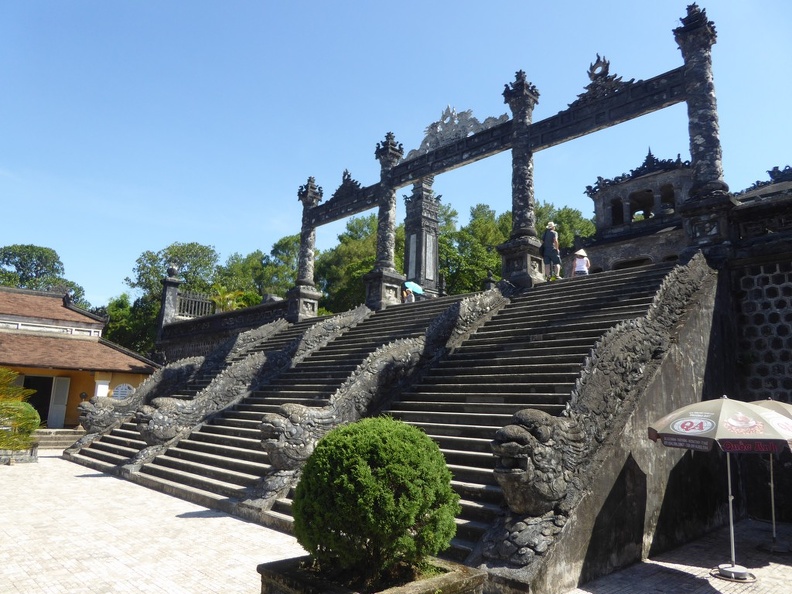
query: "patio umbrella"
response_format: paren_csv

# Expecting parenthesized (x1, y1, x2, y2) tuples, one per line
(403, 281, 424, 294)
(751, 398, 792, 553)
(648, 395, 792, 580)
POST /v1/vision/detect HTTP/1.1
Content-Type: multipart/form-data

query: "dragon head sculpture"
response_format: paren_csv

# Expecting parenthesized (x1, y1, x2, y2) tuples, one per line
(492, 408, 584, 516)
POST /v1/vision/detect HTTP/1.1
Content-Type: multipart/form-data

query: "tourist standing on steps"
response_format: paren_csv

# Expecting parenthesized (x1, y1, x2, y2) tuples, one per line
(571, 249, 590, 277)
(542, 221, 561, 280)
(402, 288, 415, 303)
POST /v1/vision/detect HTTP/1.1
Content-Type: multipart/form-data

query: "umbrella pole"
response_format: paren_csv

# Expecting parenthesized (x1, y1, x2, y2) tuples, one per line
(727, 452, 736, 568)
(770, 454, 777, 544)
(717, 453, 750, 580)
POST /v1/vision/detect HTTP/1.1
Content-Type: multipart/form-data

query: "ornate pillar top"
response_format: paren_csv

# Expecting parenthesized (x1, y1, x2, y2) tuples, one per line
(298, 176, 323, 209)
(673, 4, 717, 49)
(375, 132, 404, 170)
(503, 70, 540, 113)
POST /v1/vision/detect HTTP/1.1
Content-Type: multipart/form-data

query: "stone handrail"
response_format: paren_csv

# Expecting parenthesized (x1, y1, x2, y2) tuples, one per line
(486, 252, 714, 568)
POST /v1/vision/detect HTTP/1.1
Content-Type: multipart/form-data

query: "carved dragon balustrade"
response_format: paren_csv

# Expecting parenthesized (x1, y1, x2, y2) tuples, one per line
(485, 252, 714, 569)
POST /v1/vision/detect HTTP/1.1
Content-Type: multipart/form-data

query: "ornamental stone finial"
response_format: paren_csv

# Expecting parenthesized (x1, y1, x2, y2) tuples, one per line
(674, 3, 717, 47)
(503, 70, 540, 111)
(297, 176, 323, 208)
(375, 132, 404, 169)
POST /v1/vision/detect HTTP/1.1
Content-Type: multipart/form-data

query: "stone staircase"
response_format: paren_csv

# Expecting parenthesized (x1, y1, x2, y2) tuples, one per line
(65, 263, 676, 564)
(33, 428, 86, 450)
(68, 294, 465, 511)
(66, 317, 329, 472)
(385, 263, 677, 560)
(132, 295, 462, 512)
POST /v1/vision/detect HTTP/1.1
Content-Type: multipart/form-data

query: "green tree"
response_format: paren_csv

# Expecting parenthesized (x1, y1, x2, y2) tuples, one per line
(439, 204, 509, 295)
(0, 244, 89, 307)
(97, 293, 142, 351)
(114, 242, 220, 356)
(535, 201, 595, 249)
(316, 215, 405, 313)
(259, 234, 300, 296)
(125, 242, 219, 297)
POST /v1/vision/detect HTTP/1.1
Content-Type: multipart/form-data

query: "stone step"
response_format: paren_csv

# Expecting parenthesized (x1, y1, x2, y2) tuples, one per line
(388, 410, 515, 427)
(64, 451, 118, 474)
(414, 373, 578, 387)
(132, 470, 235, 511)
(177, 438, 268, 462)
(139, 459, 256, 498)
(166, 446, 271, 475)
(199, 424, 260, 440)
(388, 398, 566, 416)
(428, 365, 580, 378)
(187, 431, 262, 451)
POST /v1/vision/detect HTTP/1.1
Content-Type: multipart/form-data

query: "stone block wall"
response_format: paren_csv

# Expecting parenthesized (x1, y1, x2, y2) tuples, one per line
(734, 260, 792, 401)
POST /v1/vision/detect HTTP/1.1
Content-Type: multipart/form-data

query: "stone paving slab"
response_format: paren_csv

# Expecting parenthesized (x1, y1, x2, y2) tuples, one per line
(2, 453, 791, 593)
(564, 517, 792, 593)
(0, 453, 305, 593)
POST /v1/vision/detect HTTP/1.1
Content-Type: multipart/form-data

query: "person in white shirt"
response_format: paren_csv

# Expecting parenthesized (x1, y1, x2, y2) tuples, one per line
(571, 249, 590, 277)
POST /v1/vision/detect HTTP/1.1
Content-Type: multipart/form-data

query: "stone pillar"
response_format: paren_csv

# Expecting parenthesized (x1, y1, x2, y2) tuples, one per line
(403, 176, 440, 297)
(155, 264, 182, 345)
(496, 71, 544, 287)
(365, 132, 406, 310)
(652, 191, 662, 217)
(287, 177, 324, 322)
(622, 199, 631, 224)
(674, 4, 736, 254)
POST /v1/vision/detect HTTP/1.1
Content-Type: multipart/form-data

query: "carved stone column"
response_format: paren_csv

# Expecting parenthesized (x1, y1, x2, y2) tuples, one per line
(287, 177, 323, 322)
(404, 176, 440, 297)
(365, 132, 406, 309)
(154, 264, 182, 348)
(674, 4, 736, 253)
(497, 71, 544, 287)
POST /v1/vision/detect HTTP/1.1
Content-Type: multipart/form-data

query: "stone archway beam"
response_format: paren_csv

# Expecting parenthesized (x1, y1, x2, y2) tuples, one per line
(391, 66, 686, 187)
(305, 66, 685, 228)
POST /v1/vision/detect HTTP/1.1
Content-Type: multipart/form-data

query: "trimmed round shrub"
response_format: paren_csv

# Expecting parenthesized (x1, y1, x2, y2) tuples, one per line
(293, 416, 460, 584)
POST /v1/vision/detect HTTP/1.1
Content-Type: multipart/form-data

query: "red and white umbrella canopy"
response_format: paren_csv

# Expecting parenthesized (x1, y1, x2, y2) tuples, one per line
(648, 396, 792, 455)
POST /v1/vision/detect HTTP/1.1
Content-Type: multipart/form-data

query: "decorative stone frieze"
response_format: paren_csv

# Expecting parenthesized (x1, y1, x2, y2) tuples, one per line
(403, 106, 509, 161)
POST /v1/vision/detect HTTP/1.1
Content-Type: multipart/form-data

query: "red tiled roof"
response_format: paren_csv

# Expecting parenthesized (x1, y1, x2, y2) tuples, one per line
(0, 332, 157, 374)
(0, 287, 102, 325)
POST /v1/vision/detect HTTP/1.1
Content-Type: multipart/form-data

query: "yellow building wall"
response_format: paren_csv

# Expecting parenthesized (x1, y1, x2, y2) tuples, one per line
(5, 366, 150, 428)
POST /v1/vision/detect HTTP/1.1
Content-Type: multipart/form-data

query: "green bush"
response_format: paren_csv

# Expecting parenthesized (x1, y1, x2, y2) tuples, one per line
(293, 416, 460, 588)
(0, 401, 41, 450)
(0, 367, 39, 451)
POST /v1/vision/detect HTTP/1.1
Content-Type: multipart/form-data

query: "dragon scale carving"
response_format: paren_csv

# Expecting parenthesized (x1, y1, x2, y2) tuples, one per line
(486, 252, 714, 568)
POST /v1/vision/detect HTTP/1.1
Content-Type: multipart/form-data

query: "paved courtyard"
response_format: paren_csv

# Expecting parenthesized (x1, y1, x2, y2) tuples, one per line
(1, 453, 791, 593)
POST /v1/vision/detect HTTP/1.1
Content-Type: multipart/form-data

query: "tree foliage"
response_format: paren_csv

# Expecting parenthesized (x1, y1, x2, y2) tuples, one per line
(440, 204, 510, 295)
(125, 242, 220, 297)
(0, 244, 88, 307)
(0, 367, 40, 450)
(534, 200, 596, 249)
(316, 215, 400, 313)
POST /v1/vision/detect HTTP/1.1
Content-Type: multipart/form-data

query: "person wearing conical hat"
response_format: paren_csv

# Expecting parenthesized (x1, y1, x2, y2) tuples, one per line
(572, 248, 590, 277)
(542, 221, 561, 280)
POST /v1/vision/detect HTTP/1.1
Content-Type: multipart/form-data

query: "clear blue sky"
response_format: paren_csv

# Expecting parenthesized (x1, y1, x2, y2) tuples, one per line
(2, 1, 790, 307)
